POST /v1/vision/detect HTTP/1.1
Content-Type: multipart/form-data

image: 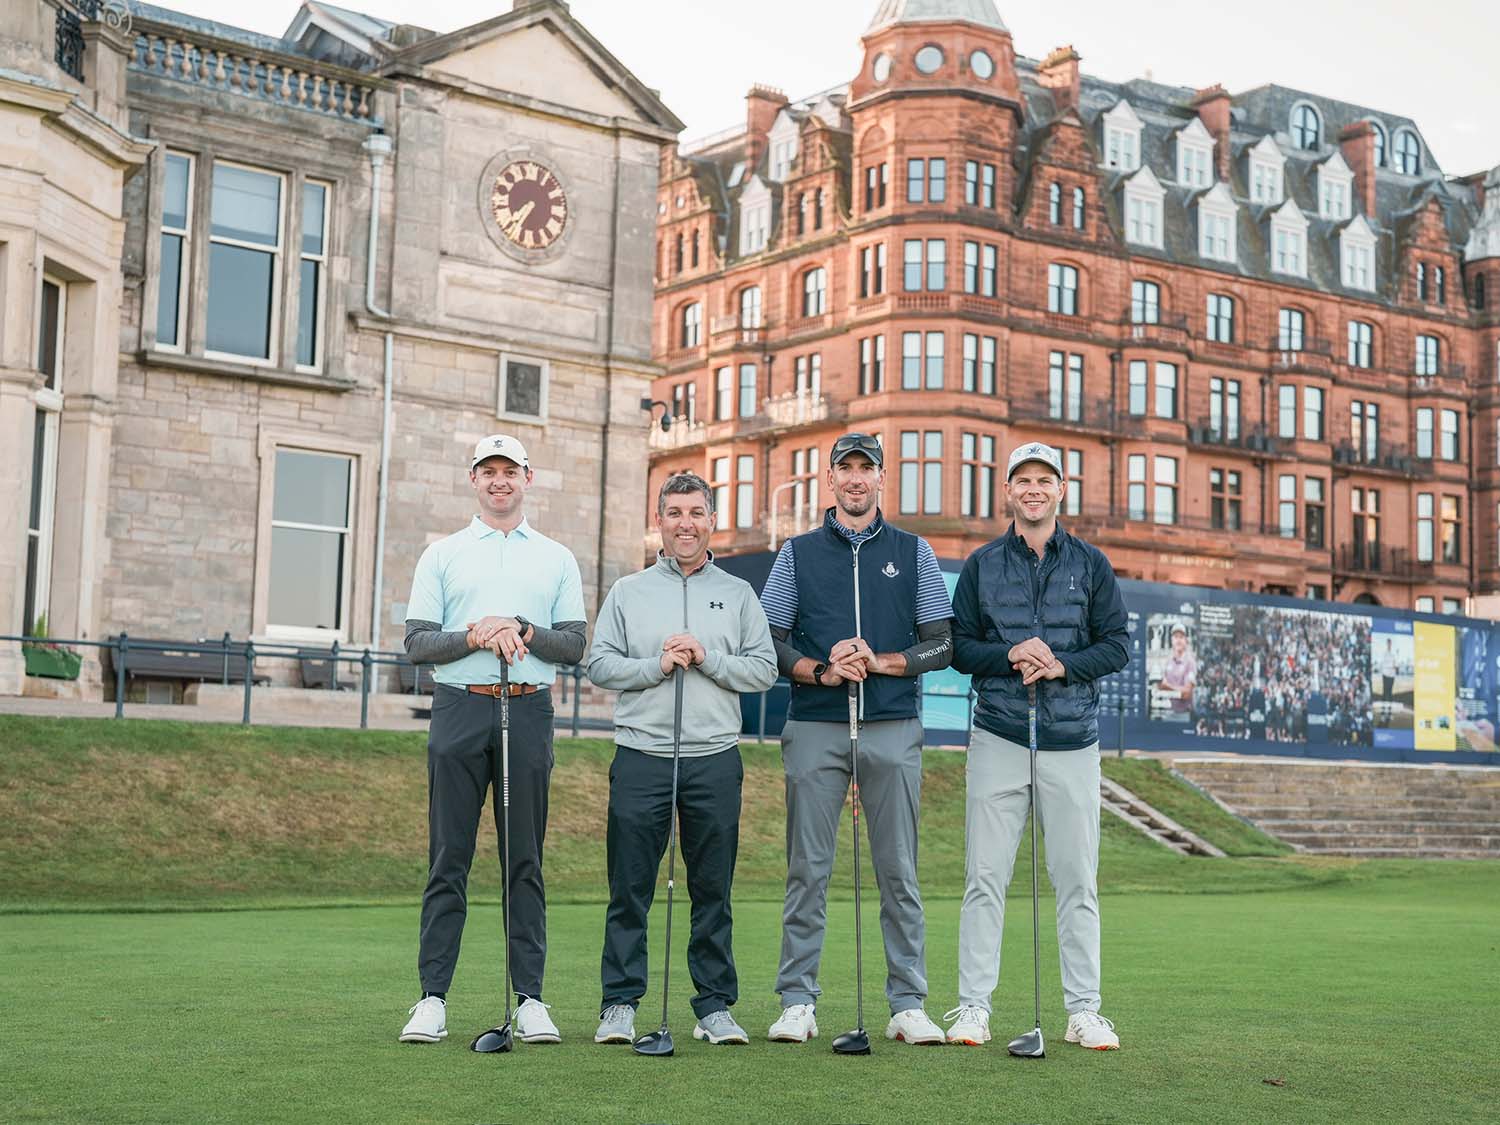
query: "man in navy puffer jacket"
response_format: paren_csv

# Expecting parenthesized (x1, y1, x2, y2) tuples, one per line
(945, 442, 1129, 1052)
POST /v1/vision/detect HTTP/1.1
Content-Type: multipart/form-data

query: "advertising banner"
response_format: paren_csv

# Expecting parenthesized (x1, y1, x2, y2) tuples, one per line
(1413, 622, 1457, 751)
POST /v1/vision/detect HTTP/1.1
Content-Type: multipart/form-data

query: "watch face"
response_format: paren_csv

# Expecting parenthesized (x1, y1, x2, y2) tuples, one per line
(489, 160, 569, 251)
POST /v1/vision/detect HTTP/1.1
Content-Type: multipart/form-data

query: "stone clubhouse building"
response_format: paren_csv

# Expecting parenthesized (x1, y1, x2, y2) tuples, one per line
(0, 0, 681, 695)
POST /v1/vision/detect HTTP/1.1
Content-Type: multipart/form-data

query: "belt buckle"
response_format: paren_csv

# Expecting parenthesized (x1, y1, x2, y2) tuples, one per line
(489, 683, 504, 698)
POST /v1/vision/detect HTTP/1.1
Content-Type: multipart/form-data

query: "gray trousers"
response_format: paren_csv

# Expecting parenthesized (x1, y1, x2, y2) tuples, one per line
(776, 717, 927, 1014)
(419, 685, 554, 999)
(957, 728, 1102, 1014)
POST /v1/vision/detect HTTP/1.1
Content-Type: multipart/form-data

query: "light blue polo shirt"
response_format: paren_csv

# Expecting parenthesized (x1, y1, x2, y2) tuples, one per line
(406, 515, 586, 686)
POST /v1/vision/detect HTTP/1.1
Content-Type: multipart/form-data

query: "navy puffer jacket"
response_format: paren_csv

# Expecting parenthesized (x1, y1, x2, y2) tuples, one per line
(952, 523, 1129, 750)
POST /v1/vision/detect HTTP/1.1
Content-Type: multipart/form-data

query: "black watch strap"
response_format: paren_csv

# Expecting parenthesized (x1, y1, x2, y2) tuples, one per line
(514, 615, 532, 638)
(811, 662, 828, 685)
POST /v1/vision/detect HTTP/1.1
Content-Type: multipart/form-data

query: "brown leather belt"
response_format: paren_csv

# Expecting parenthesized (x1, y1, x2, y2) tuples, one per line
(466, 682, 542, 697)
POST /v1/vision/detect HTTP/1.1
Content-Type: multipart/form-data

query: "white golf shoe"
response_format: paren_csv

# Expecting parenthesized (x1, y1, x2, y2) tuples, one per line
(1065, 1009, 1120, 1050)
(944, 1005, 991, 1046)
(767, 1004, 819, 1042)
(399, 996, 447, 1043)
(514, 997, 561, 1043)
(885, 1008, 945, 1045)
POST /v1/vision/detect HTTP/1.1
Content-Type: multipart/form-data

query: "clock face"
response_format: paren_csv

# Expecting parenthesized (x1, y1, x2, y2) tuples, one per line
(489, 160, 569, 251)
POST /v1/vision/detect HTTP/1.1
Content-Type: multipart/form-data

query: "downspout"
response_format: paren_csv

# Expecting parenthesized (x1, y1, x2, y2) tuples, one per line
(1468, 401, 1477, 604)
(363, 131, 395, 651)
(1107, 350, 1120, 516)
(595, 131, 623, 607)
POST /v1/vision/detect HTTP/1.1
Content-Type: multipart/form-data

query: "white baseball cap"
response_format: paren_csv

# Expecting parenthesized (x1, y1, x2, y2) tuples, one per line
(470, 434, 531, 472)
(1006, 441, 1064, 481)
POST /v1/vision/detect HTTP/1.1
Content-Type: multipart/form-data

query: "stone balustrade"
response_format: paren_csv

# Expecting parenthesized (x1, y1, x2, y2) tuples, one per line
(130, 27, 378, 121)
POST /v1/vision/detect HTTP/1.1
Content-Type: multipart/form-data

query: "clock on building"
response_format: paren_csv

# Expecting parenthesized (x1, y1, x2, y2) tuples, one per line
(489, 159, 569, 250)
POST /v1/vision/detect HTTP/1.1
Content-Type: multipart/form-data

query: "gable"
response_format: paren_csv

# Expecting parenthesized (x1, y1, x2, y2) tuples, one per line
(429, 24, 643, 119)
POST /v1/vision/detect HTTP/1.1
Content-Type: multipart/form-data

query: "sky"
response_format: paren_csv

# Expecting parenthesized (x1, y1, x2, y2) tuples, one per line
(153, 0, 1499, 176)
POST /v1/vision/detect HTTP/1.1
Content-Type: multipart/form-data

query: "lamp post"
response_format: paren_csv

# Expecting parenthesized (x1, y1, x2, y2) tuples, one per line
(768, 478, 802, 553)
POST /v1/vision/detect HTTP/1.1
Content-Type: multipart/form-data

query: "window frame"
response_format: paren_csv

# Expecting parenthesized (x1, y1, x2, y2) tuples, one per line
(204, 159, 288, 366)
(155, 150, 195, 354)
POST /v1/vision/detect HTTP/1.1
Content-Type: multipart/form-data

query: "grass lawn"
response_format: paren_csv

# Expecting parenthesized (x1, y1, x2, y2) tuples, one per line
(3, 716, 1498, 1122)
(5, 873, 1498, 1124)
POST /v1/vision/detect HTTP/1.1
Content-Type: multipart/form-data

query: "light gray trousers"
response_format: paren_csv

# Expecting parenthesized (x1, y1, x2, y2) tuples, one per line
(775, 717, 927, 1014)
(957, 728, 1102, 1014)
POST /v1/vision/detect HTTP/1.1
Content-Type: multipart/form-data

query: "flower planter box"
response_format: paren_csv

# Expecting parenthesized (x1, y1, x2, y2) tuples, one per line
(23, 645, 82, 680)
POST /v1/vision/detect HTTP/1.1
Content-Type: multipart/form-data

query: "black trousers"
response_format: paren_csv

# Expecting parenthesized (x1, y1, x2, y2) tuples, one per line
(418, 684, 553, 999)
(600, 744, 743, 1019)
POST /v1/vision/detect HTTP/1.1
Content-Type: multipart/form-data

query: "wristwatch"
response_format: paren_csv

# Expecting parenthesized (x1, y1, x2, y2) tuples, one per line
(513, 615, 533, 641)
(811, 662, 829, 685)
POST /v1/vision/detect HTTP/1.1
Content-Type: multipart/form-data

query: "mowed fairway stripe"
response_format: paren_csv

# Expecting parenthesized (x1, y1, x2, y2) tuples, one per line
(3, 871, 1497, 1125)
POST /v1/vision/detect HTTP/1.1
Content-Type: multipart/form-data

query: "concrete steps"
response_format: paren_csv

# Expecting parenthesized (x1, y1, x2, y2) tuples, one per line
(1171, 757, 1500, 859)
(1100, 777, 1225, 857)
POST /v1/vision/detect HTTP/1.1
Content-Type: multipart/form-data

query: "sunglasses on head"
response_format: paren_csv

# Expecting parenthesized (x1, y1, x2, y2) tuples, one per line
(831, 434, 882, 459)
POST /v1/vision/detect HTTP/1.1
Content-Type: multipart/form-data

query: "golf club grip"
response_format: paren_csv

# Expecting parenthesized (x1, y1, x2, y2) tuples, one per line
(672, 665, 684, 753)
(847, 682, 858, 739)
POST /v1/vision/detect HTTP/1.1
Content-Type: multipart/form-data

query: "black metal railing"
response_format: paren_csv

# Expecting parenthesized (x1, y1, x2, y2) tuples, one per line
(54, 1, 134, 81)
(0, 631, 598, 734)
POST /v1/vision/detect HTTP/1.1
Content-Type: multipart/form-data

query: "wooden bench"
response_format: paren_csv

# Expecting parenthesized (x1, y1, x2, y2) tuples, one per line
(101, 637, 271, 692)
(297, 649, 355, 691)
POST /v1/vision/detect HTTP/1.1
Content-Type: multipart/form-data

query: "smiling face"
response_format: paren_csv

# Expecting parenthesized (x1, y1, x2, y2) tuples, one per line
(829, 452, 882, 520)
(657, 487, 713, 572)
(1005, 462, 1065, 528)
(470, 457, 531, 522)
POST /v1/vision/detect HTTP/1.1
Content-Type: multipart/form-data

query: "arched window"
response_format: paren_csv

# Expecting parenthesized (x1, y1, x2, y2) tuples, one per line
(673, 233, 684, 273)
(1474, 274, 1487, 310)
(1072, 186, 1085, 230)
(690, 229, 700, 268)
(1047, 263, 1079, 316)
(1048, 182, 1061, 224)
(1291, 104, 1321, 150)
(802, 268, 827, 316)
(1369, 121, 1387, 167)
(1394, 129, 1421, 175)
(795, 192, 806, 236)
(739, 285, 762, 329)
(679, 302, 701, 348)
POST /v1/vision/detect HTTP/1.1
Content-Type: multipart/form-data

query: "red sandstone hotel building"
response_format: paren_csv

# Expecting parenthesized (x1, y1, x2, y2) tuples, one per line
(647, 0, 1500, 612)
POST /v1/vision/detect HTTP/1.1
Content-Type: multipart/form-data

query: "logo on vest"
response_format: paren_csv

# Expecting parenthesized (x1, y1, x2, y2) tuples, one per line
(709, 600, 724, 609)
(881, 562, 899, 578)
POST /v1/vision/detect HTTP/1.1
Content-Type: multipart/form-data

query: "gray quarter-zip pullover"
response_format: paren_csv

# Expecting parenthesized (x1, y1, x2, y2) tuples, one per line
(587, 553, 778, 757)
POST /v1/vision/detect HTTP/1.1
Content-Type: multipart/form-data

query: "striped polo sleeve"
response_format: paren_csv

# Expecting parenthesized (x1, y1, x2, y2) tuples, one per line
(913, 537, 954, 625)
(759, 541, 799, 630)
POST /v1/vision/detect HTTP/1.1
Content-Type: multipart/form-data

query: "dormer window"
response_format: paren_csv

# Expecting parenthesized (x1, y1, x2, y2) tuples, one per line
(1339, 217, 1376, 291)
(1123, 167, 1165, 249)
(1318, 153, 1354, 220)
(1369, 121, 1387, 168)
(1270, 200, 1308, 277)
(1393, 128, 1421, 175)
(1196, 182, 1237, 262)
(1290, 103, 1321, 150)
(767, 113, 799, 182)
(738, 176, 770, 255)
(1176, 119, 1214, 188)
(1102, 101, 1143, 172)
(1249, 137, 1285, 205)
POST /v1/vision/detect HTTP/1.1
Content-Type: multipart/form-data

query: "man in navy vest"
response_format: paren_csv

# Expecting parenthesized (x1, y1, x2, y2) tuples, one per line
(946, 441, 1129, 1051)
(759, 432, 955, 1046)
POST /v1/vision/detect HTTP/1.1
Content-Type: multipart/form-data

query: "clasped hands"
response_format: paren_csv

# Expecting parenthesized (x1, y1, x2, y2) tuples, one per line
(1009, 637, 1066, 686)
(466, 616, 530, 663)
(658, 633, 707, 676)
(816, 637, 888, 686)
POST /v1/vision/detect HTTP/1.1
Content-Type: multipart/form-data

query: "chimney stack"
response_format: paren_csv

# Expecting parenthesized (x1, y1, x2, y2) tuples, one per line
(1038, 46, 1081, 115)
(1339, 121, 1377, 218)
(1192, 85, 1233, 182)
(744, 84, 788, 169)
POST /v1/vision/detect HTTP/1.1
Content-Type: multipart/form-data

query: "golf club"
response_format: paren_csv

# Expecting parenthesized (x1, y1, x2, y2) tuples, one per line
(832, 682, 871, 1056)
(471, 659, 515, 1054)
(634, 665, 686, 1058)
(1007, 682, 1046, 1059)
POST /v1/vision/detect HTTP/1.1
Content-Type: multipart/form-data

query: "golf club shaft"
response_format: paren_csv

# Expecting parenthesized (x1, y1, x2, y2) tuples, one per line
(659, 666, 685, 1031)
(848, 683, 864, 1033)
(501, 660, 512, 1029)
(1028, 683, 1040, 1031)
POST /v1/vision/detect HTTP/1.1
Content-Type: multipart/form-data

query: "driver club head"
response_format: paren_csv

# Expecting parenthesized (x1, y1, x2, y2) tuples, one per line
(632, 1029, 675, 1057)
(1007, 1027, 1046, 1059)
(831, 1029, 872, 1056)
(470, 1023, 514, 1054)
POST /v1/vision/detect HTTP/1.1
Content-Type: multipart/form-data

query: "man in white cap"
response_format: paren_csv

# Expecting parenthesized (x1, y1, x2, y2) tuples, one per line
(398, 434, 587, 1046)
(946, 441, 1129, 1050)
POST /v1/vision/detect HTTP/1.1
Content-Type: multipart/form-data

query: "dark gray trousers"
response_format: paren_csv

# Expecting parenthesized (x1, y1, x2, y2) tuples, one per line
(600, 744, 743, 1019)
(418, 684, 554, 999)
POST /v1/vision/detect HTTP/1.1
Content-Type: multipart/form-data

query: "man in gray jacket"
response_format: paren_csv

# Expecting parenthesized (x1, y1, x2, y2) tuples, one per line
(587, 471, 778, 1047)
